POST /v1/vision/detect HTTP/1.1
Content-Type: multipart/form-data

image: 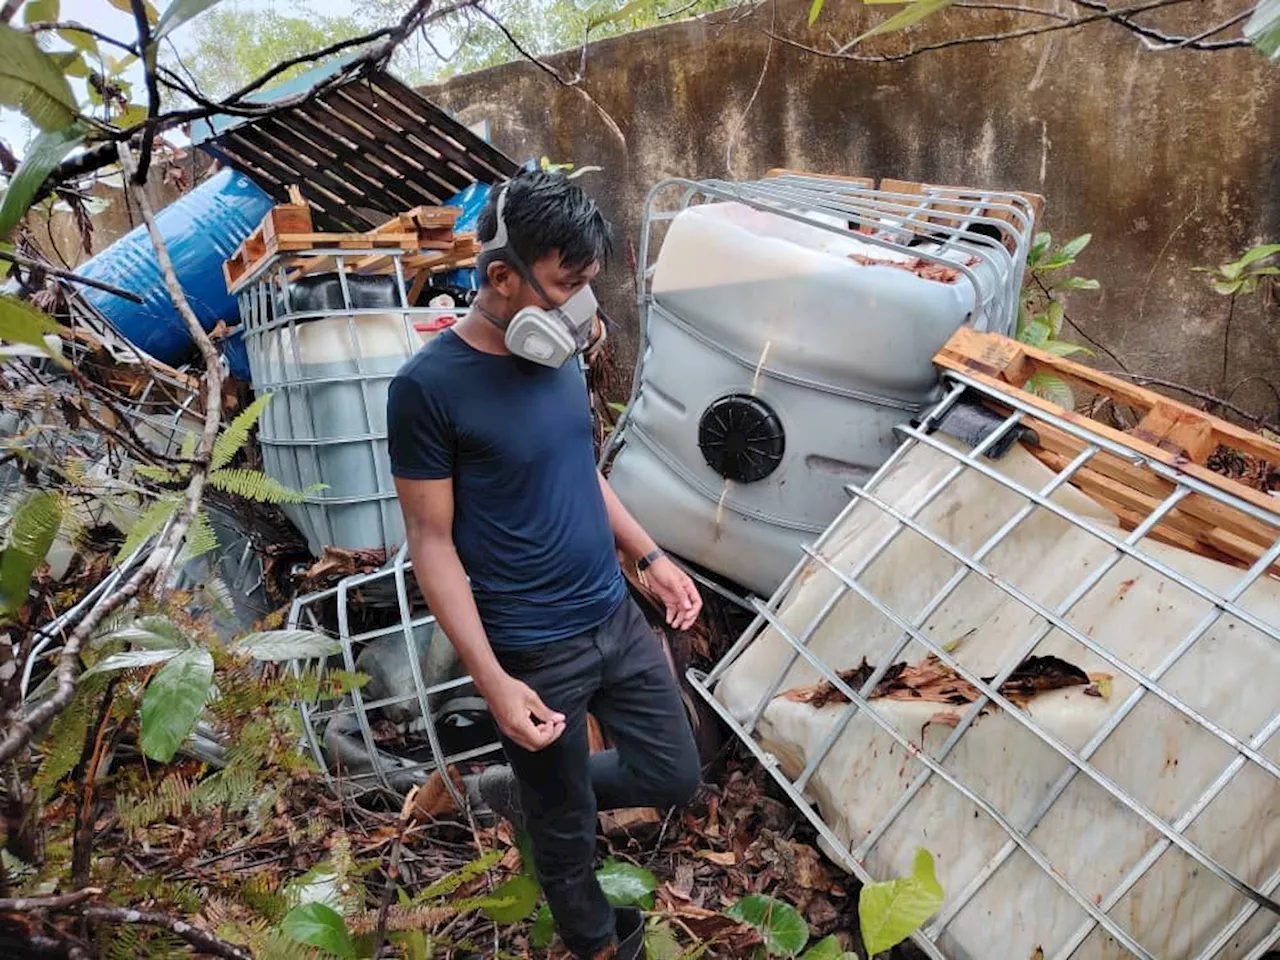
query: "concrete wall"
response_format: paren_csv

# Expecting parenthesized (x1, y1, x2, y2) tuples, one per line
(426, 0, 1280, 418)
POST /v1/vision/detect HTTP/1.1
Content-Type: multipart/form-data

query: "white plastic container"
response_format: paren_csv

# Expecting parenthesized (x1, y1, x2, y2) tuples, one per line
(248, 309, 442, 557)
(709, 431, 1280, 959)
(608, 200, 979, 596)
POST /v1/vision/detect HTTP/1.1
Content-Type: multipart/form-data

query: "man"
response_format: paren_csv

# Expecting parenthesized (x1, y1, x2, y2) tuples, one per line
(387, 169, 703, 960)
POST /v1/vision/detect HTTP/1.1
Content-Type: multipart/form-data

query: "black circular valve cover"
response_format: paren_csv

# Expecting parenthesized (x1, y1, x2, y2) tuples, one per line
(697, 394, 785, 483)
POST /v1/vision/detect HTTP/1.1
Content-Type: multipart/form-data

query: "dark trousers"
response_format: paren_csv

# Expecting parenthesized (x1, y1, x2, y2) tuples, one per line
(493, 595, 701, 958)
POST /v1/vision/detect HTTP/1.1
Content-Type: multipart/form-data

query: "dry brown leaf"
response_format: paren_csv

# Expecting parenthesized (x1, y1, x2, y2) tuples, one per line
(695, 849, 737, 866)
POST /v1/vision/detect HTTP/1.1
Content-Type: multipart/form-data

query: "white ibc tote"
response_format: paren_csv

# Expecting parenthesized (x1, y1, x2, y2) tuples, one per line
(235, 249, 459, 557)
(691, 372, 1280, 960)
(604, 176, 1037, 596)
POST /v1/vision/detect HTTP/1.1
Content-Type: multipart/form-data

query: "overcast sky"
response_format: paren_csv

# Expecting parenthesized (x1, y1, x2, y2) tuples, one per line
(2, 0, 360, 157)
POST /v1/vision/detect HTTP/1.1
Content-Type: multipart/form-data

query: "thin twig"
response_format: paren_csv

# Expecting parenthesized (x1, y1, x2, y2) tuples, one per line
(22, 20, 137, 52)
(769, 0, 1199, 61)
(0, 252, 143, 303)
(1111, 371, 1280, 429)
(1068, 0, 1252, 48)
(80, 907, 251, 960)
(956, 1, 1071, 17)
(0, 889, 100, 912)
(127, 0, 160, 185)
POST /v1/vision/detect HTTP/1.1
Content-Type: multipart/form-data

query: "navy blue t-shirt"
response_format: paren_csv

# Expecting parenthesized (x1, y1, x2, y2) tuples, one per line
(386, 329, 625, 648)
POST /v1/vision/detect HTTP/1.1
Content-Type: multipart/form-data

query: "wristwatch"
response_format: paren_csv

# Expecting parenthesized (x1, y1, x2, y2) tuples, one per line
(637, 548, 665, 572)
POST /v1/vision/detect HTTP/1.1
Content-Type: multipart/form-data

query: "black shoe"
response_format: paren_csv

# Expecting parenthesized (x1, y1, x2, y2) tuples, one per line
(615, 906, 644, 960)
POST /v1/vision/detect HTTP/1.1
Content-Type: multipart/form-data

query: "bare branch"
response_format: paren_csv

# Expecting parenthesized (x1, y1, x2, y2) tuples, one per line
(727, 0, 777, 176)
(80, 907, 251, 960)
(22, 20, 137, 53)
(1068, 0, 1252, 49)
(1111, 371, 1280, 429)
(0, 252, 143, 303)
(0, 889, 100, 912)
(127, 0, 160, 185)
(955, 2, 1071, 19)
(769, 0, 1202, 61)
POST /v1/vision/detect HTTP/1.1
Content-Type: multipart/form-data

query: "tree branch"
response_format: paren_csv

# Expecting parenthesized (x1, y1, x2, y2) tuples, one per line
(127, 0, 160, 185)
(80, 907, 251, 960)
(770, 0, 1200, 62)
(22, 20, 137, 53)
(1111, 371, 1280, 429)
(0, 889, 100, 912)
(1068, 0, 1252, 49)
(0, 252, 143, 303)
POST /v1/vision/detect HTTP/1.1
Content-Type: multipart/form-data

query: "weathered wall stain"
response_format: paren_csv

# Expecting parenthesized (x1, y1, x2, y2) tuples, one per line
(426, 0, 1279, 417)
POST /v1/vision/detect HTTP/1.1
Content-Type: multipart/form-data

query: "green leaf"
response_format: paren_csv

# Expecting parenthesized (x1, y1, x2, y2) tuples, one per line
(139, 647, 213, 763)
(1046, 300, 1065, 338)
(1043, 340, 1093, 359)
(597, 859, 658, 909)
(0, 24, 79, 131)
(1212, 278, 1245, 296)
(1025, 372, 1075, 410)
(80, 647, 182, 678)
(479, 874, 541, 924)
(55, 27, 98, 58)
(115, 493, 180, 562)
(0, 122, 85, 240)
(233, 629, 342, 662)
(1018, 319, 1051, 348)
(23, 0, 59, 24)
(858, 848, 944, 958)
(531, 903, 555, 950)
(645, 920, 684, 960)
(52, 51, 89, 78)
(1244, 0, 1280, 59)
(114, 103, 149, 129)
(207, 468, 309, 504)
(809, 0, 826, 25)
(801, 935, 859, 959)
(1027, 231, 1051, 267)
(726, 895, 809, 957)
(0, 295, 65, 365)
(212, 392, 272, 470)
(588, 0, 653, 31)
(106, 614, 185, 650)
(1056, 276, 1100, 291)
(107, 52, 138, 75)
(1229, 242, 1280, 273)
(0, 490, 63, 616)
(280, 902, 356, 959)
(1058, 233, 1092, 259)
(155, 0, 224, 40)
(852, 0, 956, 43)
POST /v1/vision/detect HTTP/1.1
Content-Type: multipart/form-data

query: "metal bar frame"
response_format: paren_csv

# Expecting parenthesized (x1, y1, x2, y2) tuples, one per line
(689, 370, 1280, 958)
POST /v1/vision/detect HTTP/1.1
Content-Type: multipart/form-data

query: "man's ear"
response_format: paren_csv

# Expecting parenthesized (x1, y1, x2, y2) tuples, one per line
(485, 259, 517, 297)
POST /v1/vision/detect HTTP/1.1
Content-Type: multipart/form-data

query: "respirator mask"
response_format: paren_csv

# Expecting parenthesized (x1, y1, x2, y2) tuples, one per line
(480, 182, 606, 368)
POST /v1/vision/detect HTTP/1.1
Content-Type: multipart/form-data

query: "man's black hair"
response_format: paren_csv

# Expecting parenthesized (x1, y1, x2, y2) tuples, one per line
(476, 169, 613, 285)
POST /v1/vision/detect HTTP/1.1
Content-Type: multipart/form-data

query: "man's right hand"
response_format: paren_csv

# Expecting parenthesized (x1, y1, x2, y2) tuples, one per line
(482, 673, 566, 751)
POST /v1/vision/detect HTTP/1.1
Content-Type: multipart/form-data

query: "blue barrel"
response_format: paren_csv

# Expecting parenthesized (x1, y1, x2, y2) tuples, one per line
(76, 168, 274, 376)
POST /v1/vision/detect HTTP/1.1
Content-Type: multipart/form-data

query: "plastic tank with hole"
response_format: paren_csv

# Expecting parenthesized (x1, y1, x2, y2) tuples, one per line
(607, 198, 984, 597)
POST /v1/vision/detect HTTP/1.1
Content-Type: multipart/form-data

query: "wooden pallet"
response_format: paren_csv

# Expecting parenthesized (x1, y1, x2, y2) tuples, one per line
(934, 328, 1280, 576)
(764, 168, 1044, 251)
(224, 200, 476, 294)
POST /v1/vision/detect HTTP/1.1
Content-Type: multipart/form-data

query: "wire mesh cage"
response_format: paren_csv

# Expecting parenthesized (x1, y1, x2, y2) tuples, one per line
(602, 174, 1041, 599)
(234, 247, 465, 558)
(285, 546, 502, 803)
(690, 361, 1280, 959)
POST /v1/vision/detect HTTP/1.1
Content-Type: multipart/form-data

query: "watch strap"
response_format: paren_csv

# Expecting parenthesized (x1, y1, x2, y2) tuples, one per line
(637, 548, 665, 572)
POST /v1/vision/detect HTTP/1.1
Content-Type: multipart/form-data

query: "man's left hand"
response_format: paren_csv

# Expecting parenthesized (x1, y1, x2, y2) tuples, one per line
(642, 555, 702, 631)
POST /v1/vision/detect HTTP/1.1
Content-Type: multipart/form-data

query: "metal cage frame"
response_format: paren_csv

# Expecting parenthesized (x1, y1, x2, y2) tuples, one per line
(689, 373, 1280, 960)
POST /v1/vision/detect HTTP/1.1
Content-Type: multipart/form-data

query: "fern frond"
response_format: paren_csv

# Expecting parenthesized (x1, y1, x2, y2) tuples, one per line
(418, 848, 504, 901)
(33, 672, 110, 799)
(198, 575, 236, 623)
(207, 469, 308, 504)
(178, 509, 220, 566)
(212, 393, 274, 471)
(115, 494, 180, 563)
(180, 431, 197, 460)
(133, 463, 185, 484)
(349, 902, 456, 935)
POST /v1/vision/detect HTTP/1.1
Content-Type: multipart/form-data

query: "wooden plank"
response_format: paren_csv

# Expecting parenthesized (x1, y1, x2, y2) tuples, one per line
(941, 328, 1280, 470)
(260, 204, 313, 248)
(934, 332, 1280, 519)
(1132, 401, 1217, 463)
